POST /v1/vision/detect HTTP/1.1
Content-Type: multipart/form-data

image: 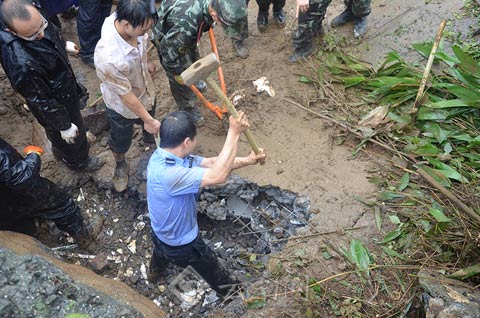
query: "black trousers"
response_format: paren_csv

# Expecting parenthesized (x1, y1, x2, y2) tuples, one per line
(77, 0, 113, 60)
(150, 231, 235, 292)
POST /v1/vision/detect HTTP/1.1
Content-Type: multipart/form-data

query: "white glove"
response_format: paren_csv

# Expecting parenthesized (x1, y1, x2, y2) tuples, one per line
(60, 123, 79, 144)
(65, 41, 79, 55)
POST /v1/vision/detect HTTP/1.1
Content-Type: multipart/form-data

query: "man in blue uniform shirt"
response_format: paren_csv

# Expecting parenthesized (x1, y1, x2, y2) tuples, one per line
(147, 111, 266, 294)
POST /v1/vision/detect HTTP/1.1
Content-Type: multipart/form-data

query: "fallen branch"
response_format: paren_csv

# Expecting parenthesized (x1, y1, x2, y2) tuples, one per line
(87, 95, 103, 108)
(411, 20, 446, 114)
(271, 225, 366, 243)
(417, 167, 480, 223)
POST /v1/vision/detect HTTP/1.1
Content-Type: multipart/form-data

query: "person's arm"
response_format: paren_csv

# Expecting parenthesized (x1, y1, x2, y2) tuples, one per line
(11, 66, 72, 132)
(96, 63, 160, 134)
(158, 18, 197, 75)
(200, 112, 251, 187)
(119, 93, 160, 134)
(200, 149, 266, 169)
(0, 151, 41, 192)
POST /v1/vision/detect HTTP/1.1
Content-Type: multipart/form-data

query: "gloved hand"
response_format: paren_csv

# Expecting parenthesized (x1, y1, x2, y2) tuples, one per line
(60, 123, 79, 144)
(65, 41, 79, 55)
(23, 145, 44, 156)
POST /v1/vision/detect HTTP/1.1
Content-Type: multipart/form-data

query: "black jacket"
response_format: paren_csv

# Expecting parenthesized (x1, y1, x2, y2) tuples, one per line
(0, 18, 87, 132)
(0, 139, 70, 227)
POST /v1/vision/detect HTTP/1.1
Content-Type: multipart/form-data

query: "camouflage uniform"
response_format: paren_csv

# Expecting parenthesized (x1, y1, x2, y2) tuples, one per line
(152, 0, 247, 111)
(293, 0, 371, 52)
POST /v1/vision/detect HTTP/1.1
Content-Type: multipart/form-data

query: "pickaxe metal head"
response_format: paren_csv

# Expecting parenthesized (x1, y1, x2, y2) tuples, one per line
(178, 53, 220, 86)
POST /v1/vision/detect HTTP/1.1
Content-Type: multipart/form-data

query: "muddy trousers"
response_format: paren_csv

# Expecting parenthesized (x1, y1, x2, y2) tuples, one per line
(43, 104, 90, 170)
(256, 0, 286, 13)
(150, 232, 235, 293)
(0, 197, 88, 240)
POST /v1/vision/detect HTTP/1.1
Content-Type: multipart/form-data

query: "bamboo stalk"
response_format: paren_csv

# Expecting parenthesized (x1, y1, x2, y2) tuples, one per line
(417, 167, 480, 223)
(411, 20, 446, 113)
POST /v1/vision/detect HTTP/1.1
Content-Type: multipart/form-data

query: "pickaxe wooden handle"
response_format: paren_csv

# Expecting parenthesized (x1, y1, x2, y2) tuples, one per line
(204, 77, 261, 156)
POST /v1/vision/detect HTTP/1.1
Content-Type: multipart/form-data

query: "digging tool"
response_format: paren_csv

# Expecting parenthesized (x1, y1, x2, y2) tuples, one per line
(179, 53, 263, 158)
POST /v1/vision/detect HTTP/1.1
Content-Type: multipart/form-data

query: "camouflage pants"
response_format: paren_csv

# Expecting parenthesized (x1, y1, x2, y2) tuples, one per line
(158, 46, 199, 110)
(293, 0, 371, 50)
(230, 0, 250, 42)
(256, 0, 286, 13)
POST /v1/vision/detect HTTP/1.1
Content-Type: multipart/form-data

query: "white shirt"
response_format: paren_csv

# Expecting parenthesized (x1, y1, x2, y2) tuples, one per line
(94, 13, 155, 119)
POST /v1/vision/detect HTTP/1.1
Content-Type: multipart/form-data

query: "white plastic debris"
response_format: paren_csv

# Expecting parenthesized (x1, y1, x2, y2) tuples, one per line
(128, 240, 137, 254)
(113, 218, 119, 223)
(135, 221, 146, 231)
(140, 263, 148, 281)
(125, 267, 134, 278)
(214, 242, 222, 249)
(253, 76, 275, 97)
(65, 41, 79, 54)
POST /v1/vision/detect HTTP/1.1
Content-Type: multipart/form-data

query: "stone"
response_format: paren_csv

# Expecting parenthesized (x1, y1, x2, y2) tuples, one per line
(0, 106, 8, 116)
(89, 252, 110, 273)
(418, 269, 480, 318)
(82, 103, 110, 134)
(0, 231, 166, 318)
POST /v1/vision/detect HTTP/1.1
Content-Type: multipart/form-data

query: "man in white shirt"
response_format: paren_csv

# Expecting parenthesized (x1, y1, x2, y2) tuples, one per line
(95, 0, 161, 192)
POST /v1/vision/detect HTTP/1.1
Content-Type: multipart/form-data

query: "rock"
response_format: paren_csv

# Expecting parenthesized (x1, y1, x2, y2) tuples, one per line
(205, 201, 228, 221)
(418, 269, 480, 318)
(82, 103, 110, 134)
(0, 106, 8, 116)
(0, 231, 166, 318)
(89, 252, 110, 273)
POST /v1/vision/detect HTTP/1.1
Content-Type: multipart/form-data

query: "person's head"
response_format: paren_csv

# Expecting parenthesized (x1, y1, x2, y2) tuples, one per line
(0, 0, 47, 41)
(115, 0, 155, 39)
(208, 0, 247, 37)
(160, 111, 197, 152)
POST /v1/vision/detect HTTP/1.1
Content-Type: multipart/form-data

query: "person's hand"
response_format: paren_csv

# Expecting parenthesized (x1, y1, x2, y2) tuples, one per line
(229, 111, 250, 135)
(296, 0, 309, 17)
(246, 148, 266, 165)
(23, 145, 44, 156)
(148, 62, 156, 74)
(60, 123, 79, 144)
(144, 117, 161, 135)
(65, 41, 79, 55)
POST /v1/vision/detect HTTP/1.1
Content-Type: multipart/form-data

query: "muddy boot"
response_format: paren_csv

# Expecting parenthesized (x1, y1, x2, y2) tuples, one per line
(331, 9, 354, 28)
(195, 80, 207, 93)
(353, 16, 368, 38)
(257, 10, 268, 33)
(232, 40, 249, 59)
(74, 214, 105, 250)
(273, 9, 285, 28)
(287, 44, 314, 64)
(113, 160, 129, 192)
(77, 156, 105, 172)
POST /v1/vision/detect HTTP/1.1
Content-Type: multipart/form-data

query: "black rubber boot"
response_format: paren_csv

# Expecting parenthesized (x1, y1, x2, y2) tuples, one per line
(353, 16, 368, 38)
(287, 45, 314, 64)
(331, 9, 354, 28)
(273, 9, 285, 28)
(232, 40, 249, 59)
(257, 10, 268, 33)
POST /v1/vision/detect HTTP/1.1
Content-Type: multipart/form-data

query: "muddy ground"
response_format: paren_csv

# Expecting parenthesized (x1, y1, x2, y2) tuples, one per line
(0, 0, 477, 317)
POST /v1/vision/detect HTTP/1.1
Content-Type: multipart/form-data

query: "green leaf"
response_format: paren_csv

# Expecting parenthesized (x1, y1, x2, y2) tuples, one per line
(428, 208, 451, 223)
(449, 263, 480, 280)
(382, 227, 403, 243)
(381, 246, 408, 261)
(428, 99, 469, 109)
(389, 215, 401, 225)
(417, 107, 449, 120)
(417, 165, 451, 187)
(452, 44, 480, 75)
(66, 314, 90, 318)
(247, 298, 266, 309)
(427, 158, 467, 182)
(377, 191, 405, 201)
(322, 250, 333, 260)
(349, 239, 371, 275)
(299, 75, 314, 83)
(398, 173, 410, 191)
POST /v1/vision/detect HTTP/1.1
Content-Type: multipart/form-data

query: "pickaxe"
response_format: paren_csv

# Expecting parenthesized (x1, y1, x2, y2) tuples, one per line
(178, 53, 263, 158)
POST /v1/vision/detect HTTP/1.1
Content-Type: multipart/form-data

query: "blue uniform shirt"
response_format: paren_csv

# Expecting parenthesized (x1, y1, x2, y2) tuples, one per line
(147, 147, 205, 246)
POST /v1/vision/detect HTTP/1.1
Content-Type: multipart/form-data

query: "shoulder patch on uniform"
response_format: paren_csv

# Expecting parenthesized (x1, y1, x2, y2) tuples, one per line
(165, 158, 176, 165)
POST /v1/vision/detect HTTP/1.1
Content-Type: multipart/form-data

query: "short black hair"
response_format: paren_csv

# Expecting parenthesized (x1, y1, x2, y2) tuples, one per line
(160, 111, 197, 148)
(116, 0, 152, 28)
(0, 0, 34, 29)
